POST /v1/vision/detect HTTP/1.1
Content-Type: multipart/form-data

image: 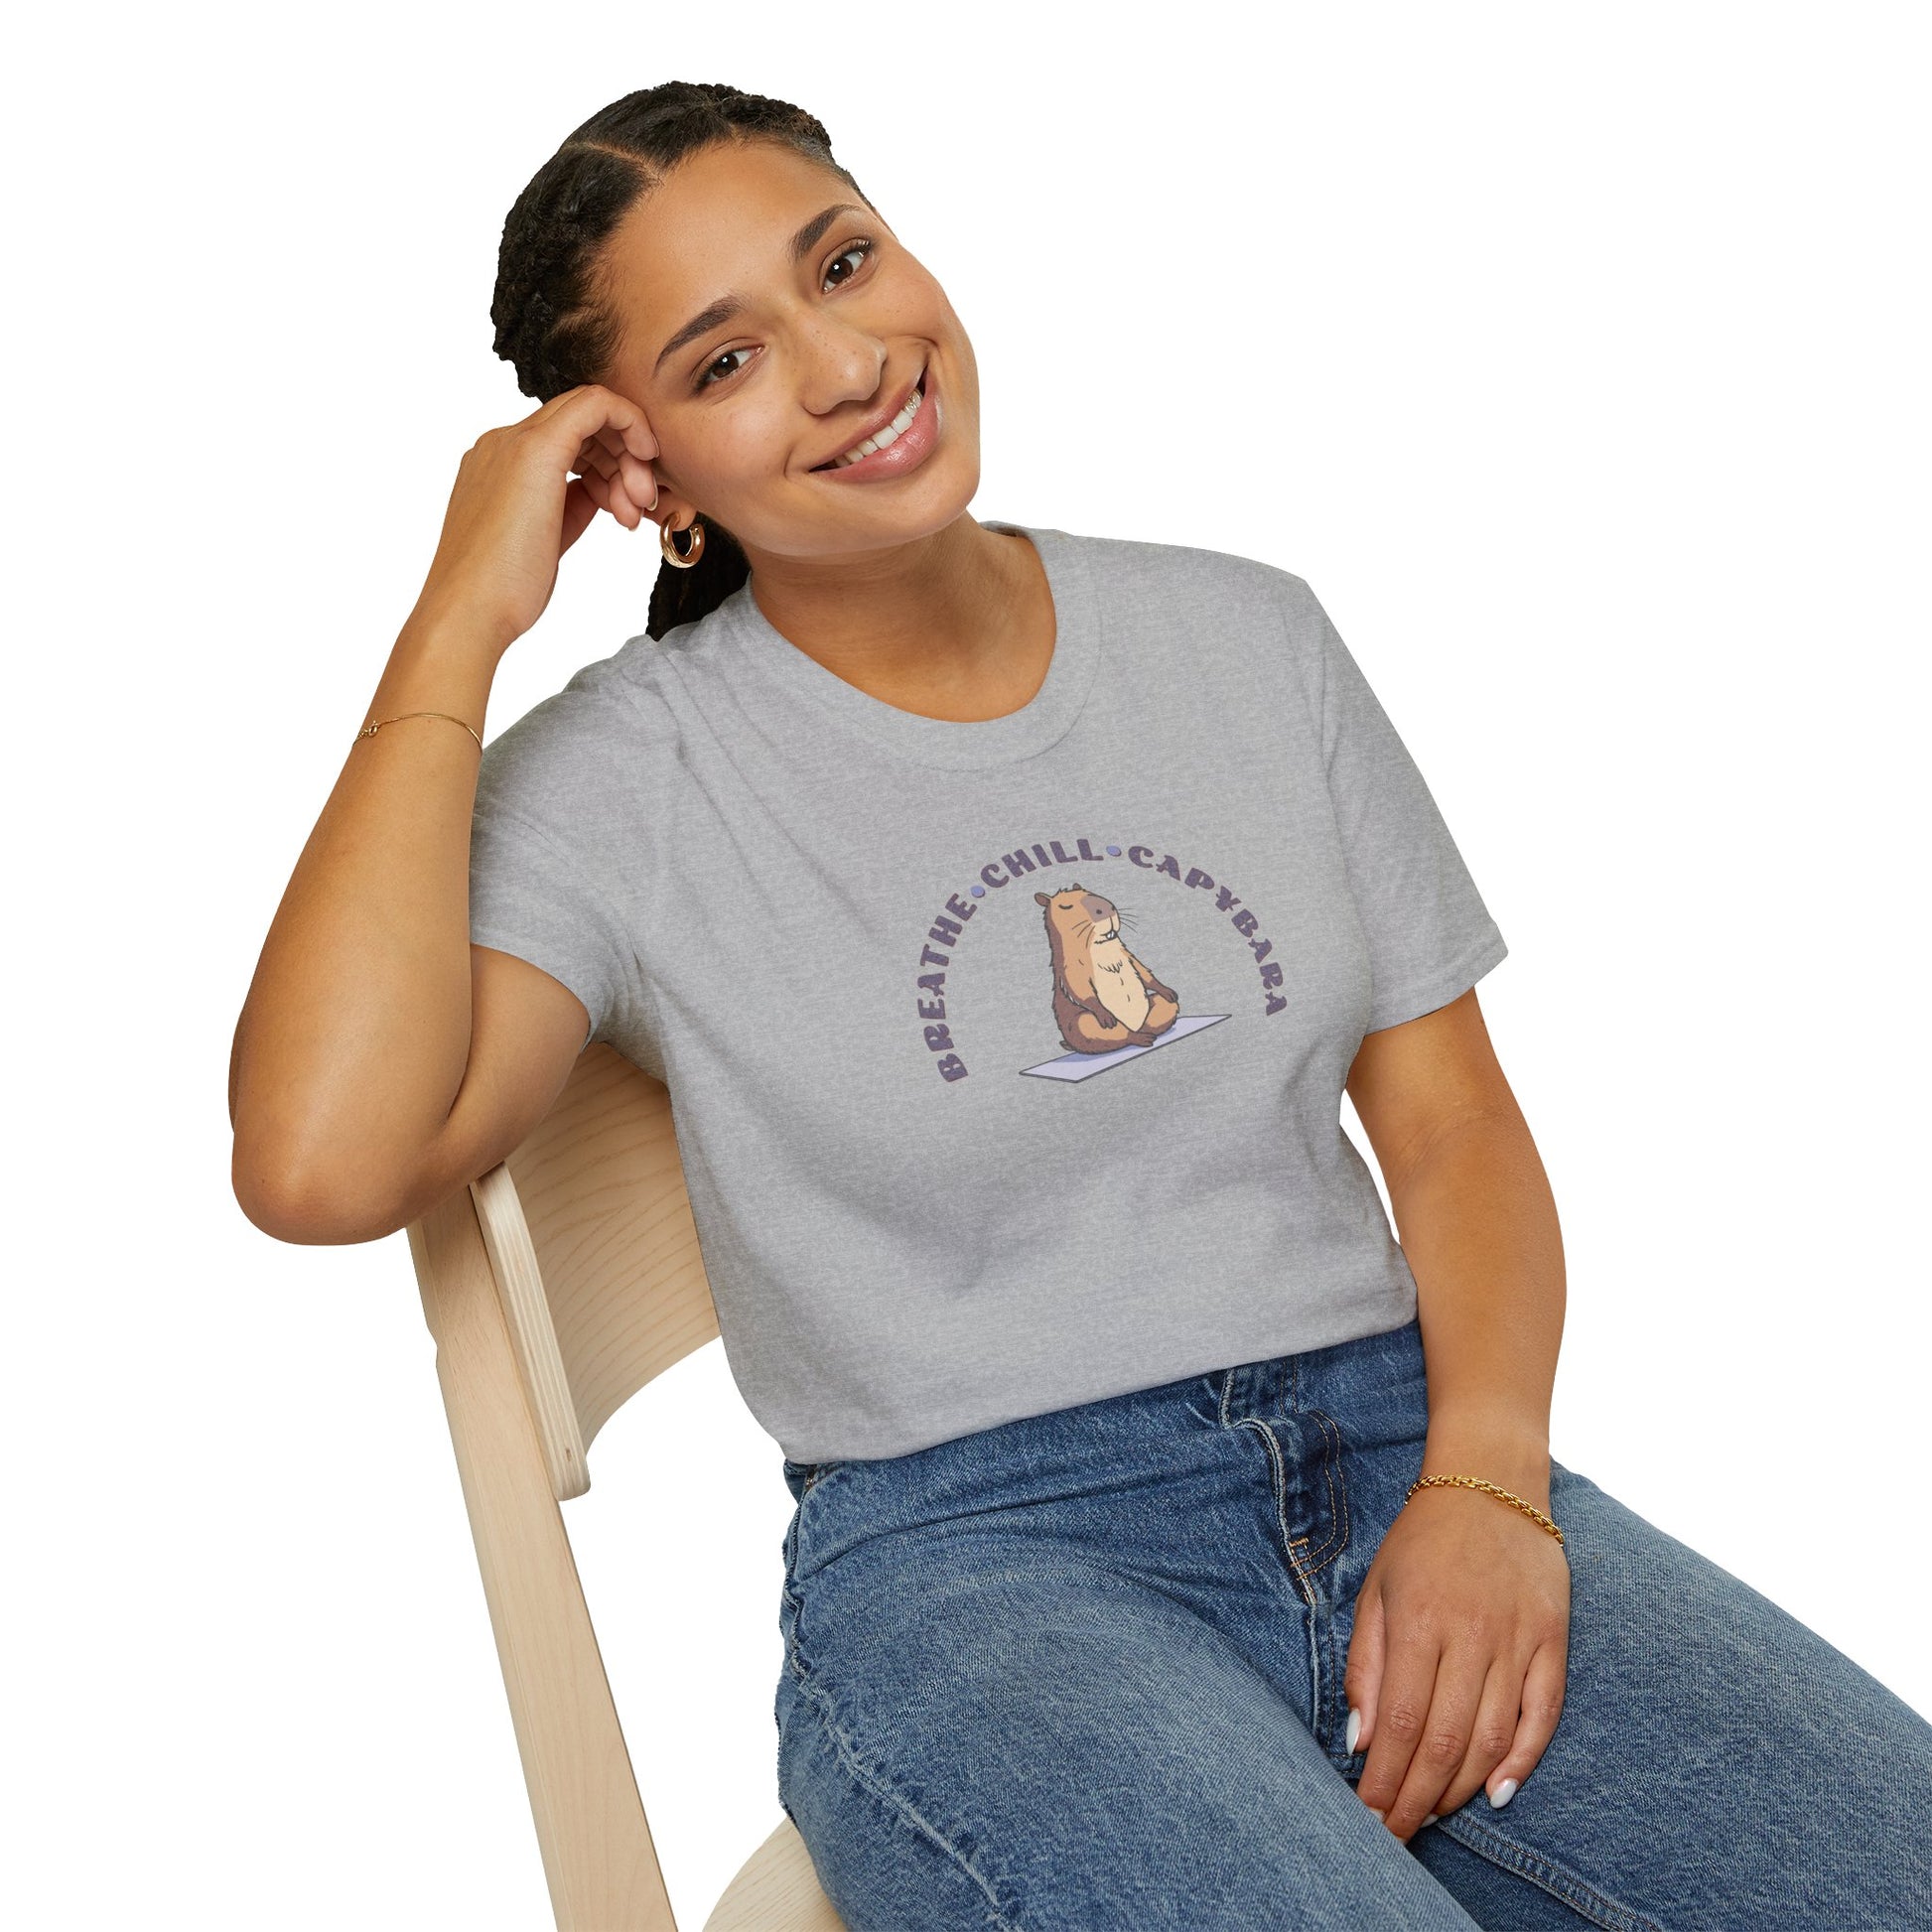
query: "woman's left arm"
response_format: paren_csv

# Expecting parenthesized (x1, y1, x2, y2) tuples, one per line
(1341, 985, 1572, 1842)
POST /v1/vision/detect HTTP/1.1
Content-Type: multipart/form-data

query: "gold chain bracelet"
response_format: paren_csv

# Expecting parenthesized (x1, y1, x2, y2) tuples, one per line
(354, 711, 483, 753)
(1407, 1473, 1565, 1547)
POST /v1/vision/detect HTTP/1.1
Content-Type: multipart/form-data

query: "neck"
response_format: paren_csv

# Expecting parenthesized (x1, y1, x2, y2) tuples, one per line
(736, 515, 1051, 719)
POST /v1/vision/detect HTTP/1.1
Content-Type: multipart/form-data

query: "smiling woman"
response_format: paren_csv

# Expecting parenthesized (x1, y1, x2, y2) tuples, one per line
(232, 73, 1932, 1932)
(490, 83, 979, 647)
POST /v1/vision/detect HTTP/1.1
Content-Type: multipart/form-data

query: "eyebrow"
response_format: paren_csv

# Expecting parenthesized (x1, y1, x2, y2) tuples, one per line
(651, 203, 870, 377)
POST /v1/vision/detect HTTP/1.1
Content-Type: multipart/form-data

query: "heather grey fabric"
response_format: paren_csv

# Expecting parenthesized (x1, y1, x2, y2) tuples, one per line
(468, 522, 1507, 1461)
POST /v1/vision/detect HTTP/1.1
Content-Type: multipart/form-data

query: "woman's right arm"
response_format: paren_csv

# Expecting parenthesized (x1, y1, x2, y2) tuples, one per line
(228, 387, 659, 1246)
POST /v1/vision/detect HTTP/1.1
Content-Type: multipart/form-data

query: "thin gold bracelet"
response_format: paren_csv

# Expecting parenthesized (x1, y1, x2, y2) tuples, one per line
(354, 711, 483, 753)
(1407, 1473, 1565, 1547)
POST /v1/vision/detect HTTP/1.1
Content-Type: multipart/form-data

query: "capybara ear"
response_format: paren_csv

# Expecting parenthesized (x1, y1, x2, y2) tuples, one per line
(1068, 882, 1082, 891)
(1035, 891, 1050, 904)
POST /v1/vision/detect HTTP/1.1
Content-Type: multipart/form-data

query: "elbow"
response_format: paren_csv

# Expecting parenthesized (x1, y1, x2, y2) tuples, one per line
(230, 1138, 416, 1247)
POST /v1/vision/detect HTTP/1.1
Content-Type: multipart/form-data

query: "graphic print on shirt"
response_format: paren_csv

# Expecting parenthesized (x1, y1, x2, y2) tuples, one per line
(914, 836, 1286, 1086)
(1037, 885, 1180, 1051)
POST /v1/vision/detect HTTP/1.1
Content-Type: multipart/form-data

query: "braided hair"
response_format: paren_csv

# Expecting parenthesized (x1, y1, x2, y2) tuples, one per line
(490, 82, 871, 639)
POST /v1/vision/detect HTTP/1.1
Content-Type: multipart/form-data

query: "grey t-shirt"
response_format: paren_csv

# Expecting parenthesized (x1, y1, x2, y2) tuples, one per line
(468, 521, 1507, 1462)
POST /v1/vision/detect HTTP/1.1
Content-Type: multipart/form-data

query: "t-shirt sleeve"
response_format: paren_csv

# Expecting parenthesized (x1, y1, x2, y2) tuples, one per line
(1308, 585, 1509, 1034)
(468, 792, 629, 1053)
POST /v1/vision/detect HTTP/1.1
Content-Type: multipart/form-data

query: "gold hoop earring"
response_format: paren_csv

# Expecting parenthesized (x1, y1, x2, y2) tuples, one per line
(659, 515, 705, 569)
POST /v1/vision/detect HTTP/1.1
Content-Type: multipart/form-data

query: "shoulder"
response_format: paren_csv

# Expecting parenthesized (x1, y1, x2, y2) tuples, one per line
(1052, 527, 1328, 635)
(1049, 528, 1335, 708)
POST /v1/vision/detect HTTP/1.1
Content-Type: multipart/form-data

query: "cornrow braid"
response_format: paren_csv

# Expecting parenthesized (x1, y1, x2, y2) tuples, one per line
(490, 81, 871, 638)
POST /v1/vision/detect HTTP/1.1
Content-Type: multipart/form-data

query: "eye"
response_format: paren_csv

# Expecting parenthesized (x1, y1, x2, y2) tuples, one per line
(697, 345, 754, 390)
(823, 237, 875, 291)
(693, 240, 877, 391)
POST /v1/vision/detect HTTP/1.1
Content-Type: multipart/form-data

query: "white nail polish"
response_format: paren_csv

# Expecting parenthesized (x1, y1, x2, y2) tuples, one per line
(1488, 1777, 1519, 1808)
(1368, 1807, 1386, 1823)
(1423, 1813, 1440, 1826)
(1345, 1707, 1361, 1754)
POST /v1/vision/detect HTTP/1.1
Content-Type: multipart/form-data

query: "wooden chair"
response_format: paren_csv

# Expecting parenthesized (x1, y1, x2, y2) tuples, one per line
(405, 1041, 847, 1931)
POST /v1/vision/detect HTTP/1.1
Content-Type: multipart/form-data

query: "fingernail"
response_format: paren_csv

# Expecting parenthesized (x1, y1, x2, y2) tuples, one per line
(1423, 1813, 1440, 1826)
(1487, 1777, 1519, 1809)
(1368, 1807, 1386, 1823)
(1344, 1707, 1361, 1754)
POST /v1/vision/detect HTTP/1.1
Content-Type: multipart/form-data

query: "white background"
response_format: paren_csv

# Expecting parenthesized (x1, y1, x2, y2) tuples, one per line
(8, 4, 1927, 1925)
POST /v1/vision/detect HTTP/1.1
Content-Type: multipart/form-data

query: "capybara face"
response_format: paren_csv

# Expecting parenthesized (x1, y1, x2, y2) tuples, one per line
(1036, 885, 1118, 944)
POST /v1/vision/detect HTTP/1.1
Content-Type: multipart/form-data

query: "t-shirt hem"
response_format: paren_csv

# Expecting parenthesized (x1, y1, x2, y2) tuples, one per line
(470, 921, 602, 1049)
(769, 1287, 1424, 1464)
(1363, 925, 1509, 1035)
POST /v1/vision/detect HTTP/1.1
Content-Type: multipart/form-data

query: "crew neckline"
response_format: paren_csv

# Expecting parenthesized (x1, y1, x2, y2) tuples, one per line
(717, 521, 1102, 770)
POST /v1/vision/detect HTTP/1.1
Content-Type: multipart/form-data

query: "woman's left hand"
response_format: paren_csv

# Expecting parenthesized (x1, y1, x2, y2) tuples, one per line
(1343, 1481, 1572, 1840)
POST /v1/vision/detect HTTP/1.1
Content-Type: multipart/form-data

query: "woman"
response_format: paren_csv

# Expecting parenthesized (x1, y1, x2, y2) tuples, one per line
(229, 82, 1932, 1929)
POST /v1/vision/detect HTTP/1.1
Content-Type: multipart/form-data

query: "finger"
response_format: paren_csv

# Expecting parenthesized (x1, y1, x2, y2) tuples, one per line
(575, 463, 614, 511)
(559, 475, 600, 556)
(1354, 1622, 1444, 1830)
(566, 434, 648, 525)
(581, 456, 650, 531)
(586, 422, 638, 468)
(574, 463, 645, 532)
(543, 384, 659, 470)
(603, 389, 658, 463)
(574, 438, 620, 482)
(1381, 1639, 1488, 1841)
(570, 442, 648, 524)
(1485, 1632, 1568, 1810)
(1431, 1650, 1521, 1823)
(582, 427, 660, 512)
(615, 449, 658, 514)
(1341, 1579, 1387, 1765)
(569, 384, 659, 464)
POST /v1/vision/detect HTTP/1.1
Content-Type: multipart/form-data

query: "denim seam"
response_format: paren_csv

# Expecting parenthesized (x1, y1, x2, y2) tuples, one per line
(788, 1663, 1027, 1931)
(1434, 1813, 1668, 1932)
(1222, 1371, 1347, 1563)
(1252, 1407, 1348, 1580)
(1238, 1416, 1342, 1590)
(1298, 1408, 1353, 1752)
(1295, 1407, 1352, 1578)
(780, 1505, 810, 1683)
(780, 1593, 806, 1681)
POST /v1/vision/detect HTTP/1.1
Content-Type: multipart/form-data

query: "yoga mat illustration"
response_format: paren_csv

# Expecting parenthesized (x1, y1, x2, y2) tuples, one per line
(1019, 1012, 1230, 1081)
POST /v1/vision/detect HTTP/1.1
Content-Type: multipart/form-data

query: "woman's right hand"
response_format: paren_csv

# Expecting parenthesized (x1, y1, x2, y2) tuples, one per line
(410, 383, 661, 658)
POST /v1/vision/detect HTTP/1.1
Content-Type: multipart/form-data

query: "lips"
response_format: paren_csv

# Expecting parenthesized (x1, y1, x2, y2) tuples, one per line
(809, 363, 929, 472)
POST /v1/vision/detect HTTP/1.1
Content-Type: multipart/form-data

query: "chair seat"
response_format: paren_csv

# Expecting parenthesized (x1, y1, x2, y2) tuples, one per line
(705, 1816, 847, 1930)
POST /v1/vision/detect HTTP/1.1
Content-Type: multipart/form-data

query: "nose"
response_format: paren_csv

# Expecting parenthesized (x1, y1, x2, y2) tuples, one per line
(793, 318, 889, 417)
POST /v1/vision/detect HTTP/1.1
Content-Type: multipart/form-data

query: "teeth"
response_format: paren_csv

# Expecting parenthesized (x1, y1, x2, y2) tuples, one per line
(833, 376, 923, 467)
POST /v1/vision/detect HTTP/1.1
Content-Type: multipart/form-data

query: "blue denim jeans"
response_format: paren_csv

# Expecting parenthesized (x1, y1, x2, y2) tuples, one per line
(773, 1313, 1932, 1928)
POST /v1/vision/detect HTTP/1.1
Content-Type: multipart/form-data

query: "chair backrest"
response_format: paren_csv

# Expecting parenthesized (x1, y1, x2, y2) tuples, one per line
(405, 1043, 716, 1930)
(461, 1042, 720, 1499)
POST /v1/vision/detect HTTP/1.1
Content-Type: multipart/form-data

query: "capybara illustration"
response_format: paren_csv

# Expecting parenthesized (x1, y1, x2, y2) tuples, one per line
(1035, 885, 1180, 1053)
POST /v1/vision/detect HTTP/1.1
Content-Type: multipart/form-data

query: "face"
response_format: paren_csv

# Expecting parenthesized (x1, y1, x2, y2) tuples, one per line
(595, 139, 981, 569)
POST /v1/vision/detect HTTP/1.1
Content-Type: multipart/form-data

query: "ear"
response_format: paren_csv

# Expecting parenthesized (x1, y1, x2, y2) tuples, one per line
(1035, 892, 1050, 905)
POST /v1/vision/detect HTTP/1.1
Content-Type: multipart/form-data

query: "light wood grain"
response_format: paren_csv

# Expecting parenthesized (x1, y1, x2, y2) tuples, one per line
(407, 1043, 847, 1929)
(704, 1818, 848, 1931)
